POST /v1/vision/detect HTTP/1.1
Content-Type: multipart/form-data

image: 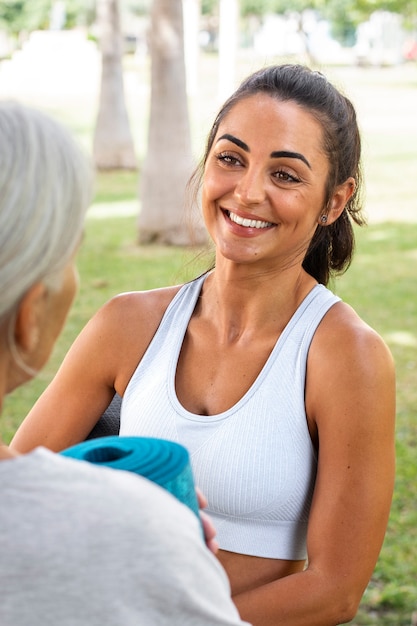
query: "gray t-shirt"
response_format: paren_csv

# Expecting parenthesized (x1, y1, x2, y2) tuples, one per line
(0, 448, 249, 626)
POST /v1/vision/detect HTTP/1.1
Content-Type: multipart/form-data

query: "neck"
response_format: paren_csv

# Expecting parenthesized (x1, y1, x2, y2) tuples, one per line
(200, 267, 316, 342)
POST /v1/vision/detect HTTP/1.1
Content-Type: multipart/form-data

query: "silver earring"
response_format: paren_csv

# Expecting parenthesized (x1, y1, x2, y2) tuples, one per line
(320, 215, 328, 224)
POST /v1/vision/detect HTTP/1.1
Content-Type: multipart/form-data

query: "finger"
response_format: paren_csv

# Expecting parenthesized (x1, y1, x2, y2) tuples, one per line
(196, 486, 208, 509)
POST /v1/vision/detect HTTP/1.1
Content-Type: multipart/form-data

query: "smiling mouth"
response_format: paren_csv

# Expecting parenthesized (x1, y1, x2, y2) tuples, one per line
(226, 210, 274, 229)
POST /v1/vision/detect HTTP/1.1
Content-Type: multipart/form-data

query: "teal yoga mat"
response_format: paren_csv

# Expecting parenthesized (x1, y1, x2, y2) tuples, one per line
(61, 436, 200, 521)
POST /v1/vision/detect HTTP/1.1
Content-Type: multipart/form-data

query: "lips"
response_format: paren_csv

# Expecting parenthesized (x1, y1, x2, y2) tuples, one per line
(226, 210, 274, 229)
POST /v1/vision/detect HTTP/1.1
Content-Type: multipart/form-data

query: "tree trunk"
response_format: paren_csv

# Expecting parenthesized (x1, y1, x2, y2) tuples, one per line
(93, 0, 137, 170)
(138, 0, 206, 245)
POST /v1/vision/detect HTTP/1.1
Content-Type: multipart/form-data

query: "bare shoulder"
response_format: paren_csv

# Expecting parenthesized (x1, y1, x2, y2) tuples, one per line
(312, 300, 394, 369)
(85, 284, 184, 393)
(307, 300, 395, 431)
(101, 284, 183, 328)
(10, 284, 186, 452)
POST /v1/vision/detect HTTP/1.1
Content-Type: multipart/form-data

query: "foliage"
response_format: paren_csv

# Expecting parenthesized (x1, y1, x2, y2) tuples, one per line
(201, 0, 217, 15)
(203, 0, 416, 42)
(234, 0, 417, 20)
(2, 0, 415, 40)
(0, 0, 95, 35)
(320, 0, 361, 42)
(0, 0, 51, 35)
(65, 0, 96, 28)
(353, 0, 417, 20)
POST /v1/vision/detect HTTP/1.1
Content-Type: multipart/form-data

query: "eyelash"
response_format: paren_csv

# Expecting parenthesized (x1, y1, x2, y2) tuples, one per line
(215, 152, 301, 183)
(216, 152, 241, 166)
(273, 170, 301, 183)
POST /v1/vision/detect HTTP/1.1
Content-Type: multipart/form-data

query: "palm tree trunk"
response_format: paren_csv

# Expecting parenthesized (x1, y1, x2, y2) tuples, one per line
(93, 0, 137, 170)
(138, 0, 206, 245)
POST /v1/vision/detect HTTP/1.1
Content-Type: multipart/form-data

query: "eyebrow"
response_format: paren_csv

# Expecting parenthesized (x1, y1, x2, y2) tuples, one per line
(216, 133, 312, 170)
(271, 150, 311, 170)
(217, 134, 249, 151)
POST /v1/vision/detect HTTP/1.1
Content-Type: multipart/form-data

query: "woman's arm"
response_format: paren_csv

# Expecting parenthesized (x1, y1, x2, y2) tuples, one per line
(233, 303, 396, 626)
(11, 287, 180, 452)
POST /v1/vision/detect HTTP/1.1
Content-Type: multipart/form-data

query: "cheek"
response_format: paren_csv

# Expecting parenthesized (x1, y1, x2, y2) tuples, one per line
(202, 161, 232, 201)
(201, 178, 218, 217)
(202, 172, 217, 200)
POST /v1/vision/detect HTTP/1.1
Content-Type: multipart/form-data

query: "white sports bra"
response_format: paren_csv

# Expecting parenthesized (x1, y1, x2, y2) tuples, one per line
(121, 275, 340, 559)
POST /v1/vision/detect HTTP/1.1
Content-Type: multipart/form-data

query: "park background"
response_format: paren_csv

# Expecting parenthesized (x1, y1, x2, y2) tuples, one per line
(0, 1, 416, 624)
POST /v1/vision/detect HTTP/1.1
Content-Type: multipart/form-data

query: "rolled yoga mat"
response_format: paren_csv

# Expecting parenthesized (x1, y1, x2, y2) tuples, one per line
(61, 436, 200, 521)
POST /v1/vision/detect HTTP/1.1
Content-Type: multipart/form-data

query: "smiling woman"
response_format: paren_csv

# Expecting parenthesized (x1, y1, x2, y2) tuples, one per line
(195, 64, 364, 285)
(11, 65, 395, 626)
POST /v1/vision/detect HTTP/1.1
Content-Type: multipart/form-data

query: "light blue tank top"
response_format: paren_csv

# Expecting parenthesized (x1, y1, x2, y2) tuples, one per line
(122, 274, 340, 559)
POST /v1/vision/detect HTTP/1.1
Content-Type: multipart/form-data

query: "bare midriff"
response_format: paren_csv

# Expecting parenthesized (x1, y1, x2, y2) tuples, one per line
(217, 549, 305, 596)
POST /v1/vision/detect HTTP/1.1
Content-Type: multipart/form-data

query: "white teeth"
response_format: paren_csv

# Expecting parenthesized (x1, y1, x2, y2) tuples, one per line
(228, 211, 273, 229)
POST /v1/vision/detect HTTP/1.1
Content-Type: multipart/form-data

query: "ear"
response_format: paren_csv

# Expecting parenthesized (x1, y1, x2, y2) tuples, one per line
(14, 283, 47, 354)
(321, 177, 355, 226)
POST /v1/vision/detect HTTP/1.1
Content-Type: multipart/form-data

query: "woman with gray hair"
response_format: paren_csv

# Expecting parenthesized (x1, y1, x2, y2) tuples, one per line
(0, 101, 248, 626)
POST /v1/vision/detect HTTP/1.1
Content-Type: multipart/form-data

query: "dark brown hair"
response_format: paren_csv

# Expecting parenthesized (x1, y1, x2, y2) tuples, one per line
(190, 64, 365, 285)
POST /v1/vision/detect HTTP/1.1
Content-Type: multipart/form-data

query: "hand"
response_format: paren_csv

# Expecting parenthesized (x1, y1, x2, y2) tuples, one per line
(196, 487, 219, 554)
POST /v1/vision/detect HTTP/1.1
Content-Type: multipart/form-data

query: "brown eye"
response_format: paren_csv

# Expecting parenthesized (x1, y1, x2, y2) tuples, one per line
(216, 152, 243, 167)
(273, 169, 300, 183)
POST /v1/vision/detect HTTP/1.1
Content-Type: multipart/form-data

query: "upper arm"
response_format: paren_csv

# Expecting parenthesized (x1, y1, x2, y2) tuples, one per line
(11, 287, 180, 453)
(305, 302, 396, 599)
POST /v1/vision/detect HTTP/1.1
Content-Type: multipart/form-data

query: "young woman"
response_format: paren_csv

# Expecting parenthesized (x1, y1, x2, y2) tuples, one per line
(0, 101, 247, 626)
(12, 65, 396, 626)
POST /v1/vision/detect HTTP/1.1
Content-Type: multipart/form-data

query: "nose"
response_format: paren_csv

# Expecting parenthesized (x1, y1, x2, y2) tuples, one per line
(234, 167, 266, 205)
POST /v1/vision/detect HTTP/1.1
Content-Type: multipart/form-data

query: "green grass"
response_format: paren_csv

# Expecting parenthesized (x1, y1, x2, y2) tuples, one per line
(334, 223, 417, 625)
(93, 170, 140, 204)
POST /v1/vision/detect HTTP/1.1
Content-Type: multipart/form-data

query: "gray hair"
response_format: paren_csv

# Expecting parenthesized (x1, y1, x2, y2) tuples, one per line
(0, 101, 93, 321)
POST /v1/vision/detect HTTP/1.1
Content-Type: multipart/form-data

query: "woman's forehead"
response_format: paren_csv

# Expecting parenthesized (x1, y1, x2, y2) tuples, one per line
(214, 95, 326, 157)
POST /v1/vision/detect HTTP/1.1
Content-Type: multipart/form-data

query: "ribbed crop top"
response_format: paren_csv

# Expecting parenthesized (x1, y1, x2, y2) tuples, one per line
(121, 274, 340, 560)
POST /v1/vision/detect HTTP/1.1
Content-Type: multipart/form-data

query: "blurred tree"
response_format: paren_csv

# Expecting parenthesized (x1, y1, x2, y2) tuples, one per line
(0, 0, 95, 36)
(242, 0, 416, 16)
(201, 0, 216, 12)
(209, 0, 416, 46)
(65, 0, 96, 28)
(0, 0, 52, 36)
(351, 0, 416, 27)
(272, 0, 416, 43)
(138, 0, 206, 245)
(93, 0, 137, 170)
(320, 0, 358, 45)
